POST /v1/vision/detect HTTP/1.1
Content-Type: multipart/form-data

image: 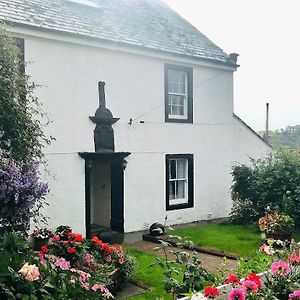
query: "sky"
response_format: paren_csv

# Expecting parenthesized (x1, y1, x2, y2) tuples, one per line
(163, 0, 300, 131)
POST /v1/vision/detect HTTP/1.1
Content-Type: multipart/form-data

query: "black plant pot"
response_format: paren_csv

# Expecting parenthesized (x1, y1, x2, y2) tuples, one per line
(33, 237, 49, 251)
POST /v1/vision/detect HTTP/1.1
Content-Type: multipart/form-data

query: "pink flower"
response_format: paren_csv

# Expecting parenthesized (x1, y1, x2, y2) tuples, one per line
(228, 289, 245, 300)
(289, 290, 300, 299)
(242, 280, 258, 293)
(18, 263, 40, 281)
(244, 273, 262, 290)
(91, 284, 113, 297)
(37, 252, 47, 265)
(259, 244, 274, 256)
(289, 254, 300, 264)
(54, 257, 71, 270)
(78, 270, 90, 285)
(83, 253, 94, 266)
(271, 260, 290, 276)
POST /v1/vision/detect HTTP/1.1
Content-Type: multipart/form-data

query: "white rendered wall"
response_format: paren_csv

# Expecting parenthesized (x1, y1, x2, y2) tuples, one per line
(18, 29, 271, 234)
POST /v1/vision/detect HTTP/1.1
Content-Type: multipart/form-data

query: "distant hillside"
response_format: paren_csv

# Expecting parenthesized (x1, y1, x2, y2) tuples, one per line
(259, 125, 300, 149)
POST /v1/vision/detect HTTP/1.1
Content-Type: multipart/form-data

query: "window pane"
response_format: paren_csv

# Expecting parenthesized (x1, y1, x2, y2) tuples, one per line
(168, 95, 185, 116)
(169, 181, 176, 200)
(177, 160, 186, 178)
(168, 69, 186, 94)
(176, 180, 185, 199)
(169, 160, 176, 179)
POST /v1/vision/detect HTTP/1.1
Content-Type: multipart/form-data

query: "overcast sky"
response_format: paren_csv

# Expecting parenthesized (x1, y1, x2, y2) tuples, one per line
(163, 0, 300, 131)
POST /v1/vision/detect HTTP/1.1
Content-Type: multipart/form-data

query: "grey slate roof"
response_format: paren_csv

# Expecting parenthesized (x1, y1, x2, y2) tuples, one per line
(0, 0, 235, 66)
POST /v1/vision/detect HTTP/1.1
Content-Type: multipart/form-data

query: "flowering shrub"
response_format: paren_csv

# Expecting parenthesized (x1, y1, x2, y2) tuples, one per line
(0, 151, 49, 231)
(258, 209, 294, 238)
(46, 226, 136, 291)
(0, 227, 136, 299)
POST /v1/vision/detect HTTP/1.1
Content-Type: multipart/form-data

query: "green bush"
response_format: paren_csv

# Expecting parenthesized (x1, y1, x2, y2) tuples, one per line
(230, 149, 300, 226)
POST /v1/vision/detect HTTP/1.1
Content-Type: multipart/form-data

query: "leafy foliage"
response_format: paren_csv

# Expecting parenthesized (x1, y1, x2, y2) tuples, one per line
(230, 149, 300, 226)
(0, 26, 52, 164)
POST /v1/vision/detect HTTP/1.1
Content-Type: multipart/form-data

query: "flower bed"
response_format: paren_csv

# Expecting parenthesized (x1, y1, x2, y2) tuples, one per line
(0, 226, 136, 299)
(179, 241, 300, 300)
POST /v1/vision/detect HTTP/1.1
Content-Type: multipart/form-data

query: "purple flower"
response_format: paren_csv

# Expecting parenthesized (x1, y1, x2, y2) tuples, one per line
(0, 153, 49, 230)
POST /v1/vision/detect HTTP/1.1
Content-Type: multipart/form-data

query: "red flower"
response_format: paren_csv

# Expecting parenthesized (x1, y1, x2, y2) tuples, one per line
(244, 273, 262, 290)
(52, 234, 60, 243)
(73, 234, 83, 243)
(224, 273, 241, 285)
(204, 286, 220, 298)
(67, 247, 76, 254)
(91, 236, 102, 246)
(40, 245, 49, 254)
(63, 241, 69, 246)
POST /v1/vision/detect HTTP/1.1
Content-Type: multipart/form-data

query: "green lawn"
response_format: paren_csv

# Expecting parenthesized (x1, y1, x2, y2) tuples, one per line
(124, 248, 172, 300)
(171, 223, 300, 257)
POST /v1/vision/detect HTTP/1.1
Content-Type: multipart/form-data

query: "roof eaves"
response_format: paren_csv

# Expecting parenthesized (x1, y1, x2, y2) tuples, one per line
(6, 20, 238, 69)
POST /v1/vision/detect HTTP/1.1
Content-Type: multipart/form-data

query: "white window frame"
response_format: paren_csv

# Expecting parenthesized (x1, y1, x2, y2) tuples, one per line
(168, 158, 189, 205)
(165, 64, 193, 123)
(167, 70, 188, 120)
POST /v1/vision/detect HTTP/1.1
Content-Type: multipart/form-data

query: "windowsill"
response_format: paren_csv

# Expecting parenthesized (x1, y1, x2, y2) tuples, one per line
(166, 202, 193, 211)
(165, 118, 193, 123)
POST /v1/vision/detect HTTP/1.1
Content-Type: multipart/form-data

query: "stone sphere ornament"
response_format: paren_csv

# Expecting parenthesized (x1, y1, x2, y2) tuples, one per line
(149, 222, 165, 236)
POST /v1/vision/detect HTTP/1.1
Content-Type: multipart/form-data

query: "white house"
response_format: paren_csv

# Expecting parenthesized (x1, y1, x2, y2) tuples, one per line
(1, 0, 270, 237)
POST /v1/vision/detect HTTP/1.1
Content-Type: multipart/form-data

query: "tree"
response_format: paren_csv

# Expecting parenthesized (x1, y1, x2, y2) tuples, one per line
(0, 27, 50, 231)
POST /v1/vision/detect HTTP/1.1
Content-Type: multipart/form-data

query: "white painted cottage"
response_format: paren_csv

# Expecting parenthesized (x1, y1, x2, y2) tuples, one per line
(1, 0, 270, 237)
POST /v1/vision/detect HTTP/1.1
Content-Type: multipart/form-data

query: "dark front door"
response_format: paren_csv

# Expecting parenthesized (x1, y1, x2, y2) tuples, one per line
(79, 152, 130, 238)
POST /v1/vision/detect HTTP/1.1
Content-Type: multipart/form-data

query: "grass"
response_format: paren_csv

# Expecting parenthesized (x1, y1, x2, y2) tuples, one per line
(123, 248, 172, 300)
(171, 222, 300, 257)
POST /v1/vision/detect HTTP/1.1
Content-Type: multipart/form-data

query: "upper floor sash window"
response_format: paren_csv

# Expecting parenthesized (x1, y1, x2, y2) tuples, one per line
(165, 64, 193, 123)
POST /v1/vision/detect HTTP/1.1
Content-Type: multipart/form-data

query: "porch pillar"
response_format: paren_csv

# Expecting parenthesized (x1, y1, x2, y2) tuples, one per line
(111, 161, 125, 233)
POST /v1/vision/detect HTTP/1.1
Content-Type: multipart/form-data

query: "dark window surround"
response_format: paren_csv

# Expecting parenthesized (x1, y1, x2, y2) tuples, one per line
(164, 64, 193, 123)
(166, 154, 194, 211)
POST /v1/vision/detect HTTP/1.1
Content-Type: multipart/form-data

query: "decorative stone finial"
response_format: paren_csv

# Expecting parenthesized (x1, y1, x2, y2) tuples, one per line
(89, 81, 119, 152)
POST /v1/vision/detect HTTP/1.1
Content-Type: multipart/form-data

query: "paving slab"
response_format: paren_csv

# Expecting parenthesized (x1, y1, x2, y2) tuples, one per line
(115, 282, 147, 299)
